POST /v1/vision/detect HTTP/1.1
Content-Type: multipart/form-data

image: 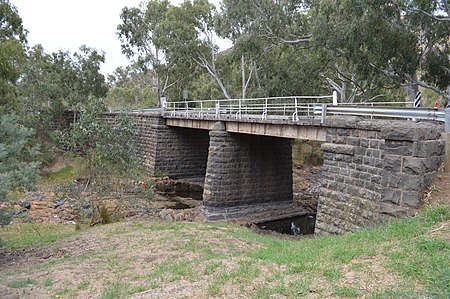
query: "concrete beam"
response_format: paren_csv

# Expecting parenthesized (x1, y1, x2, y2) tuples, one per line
(166, 118, 215, 130)
(225, 122, 326, 141)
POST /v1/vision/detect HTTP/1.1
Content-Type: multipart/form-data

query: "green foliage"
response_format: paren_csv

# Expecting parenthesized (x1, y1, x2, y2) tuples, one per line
(292, 140, 323, 166)
(55, 181, 82, 200)
(0, 223, 77, 249)
(43, 278, 54, 287)
(99, 205, 112, 225)
(130, 178, 154, 197)
(0, 108, 40, 201)
(59, 99, 136, 182)
(44, 165, 74, 182)
(333, 285, 359, 298)
(0, 0, 27, 106)
(7, 278, 37, 288)
(106, 65, 157, 110)
(0, 208, 13, 227)
(17, 45, 108, 131)
(312, 0, 450, 101)
(100, 282, 131, 299)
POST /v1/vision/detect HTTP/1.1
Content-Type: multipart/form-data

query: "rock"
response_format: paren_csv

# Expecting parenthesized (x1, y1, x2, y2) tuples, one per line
(81, 200, 91, 209)
(20, 201, 31, 209)
(13, 210, 26, 217)
(50, 200, 65, 209)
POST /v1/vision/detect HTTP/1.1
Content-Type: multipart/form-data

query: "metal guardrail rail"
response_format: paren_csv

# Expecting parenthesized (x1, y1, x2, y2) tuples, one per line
(114, 93, 450, 132)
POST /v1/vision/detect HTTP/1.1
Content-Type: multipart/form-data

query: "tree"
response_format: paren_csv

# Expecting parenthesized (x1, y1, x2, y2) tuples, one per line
(118, 0, 238, 100)
(0, 0, 27, 106)
(0, 1, 40, 202)
(117, 0, 173, 105)
(60, 99, 136, 185)
(312, 0, 450, 103)
(0, 107, 40, 200)
(106, 64, 157, 110)
(17, 45, 108, 126)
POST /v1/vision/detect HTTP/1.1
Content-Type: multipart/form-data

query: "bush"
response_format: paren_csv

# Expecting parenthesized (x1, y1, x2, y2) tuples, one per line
(0, 108, 40, 200)
(58, 99, 136, 183)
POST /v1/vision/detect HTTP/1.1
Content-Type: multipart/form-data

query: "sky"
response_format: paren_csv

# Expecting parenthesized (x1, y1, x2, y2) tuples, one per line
(12, 0, 229, 76)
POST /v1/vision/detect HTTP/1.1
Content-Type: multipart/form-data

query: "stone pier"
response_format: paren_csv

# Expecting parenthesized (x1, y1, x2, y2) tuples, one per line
(202, 122, 296, 220)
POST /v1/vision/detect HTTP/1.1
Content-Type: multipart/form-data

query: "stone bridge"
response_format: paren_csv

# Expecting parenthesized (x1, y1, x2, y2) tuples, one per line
(104, 111, 444, 235)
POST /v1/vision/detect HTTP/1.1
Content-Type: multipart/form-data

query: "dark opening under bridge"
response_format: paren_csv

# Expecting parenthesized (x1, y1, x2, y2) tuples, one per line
(108, 95, 448, 235)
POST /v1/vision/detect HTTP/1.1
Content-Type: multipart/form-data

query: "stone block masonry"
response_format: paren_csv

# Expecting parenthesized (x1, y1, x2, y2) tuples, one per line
(202, 122, 295, 220)
(101, 113, 444, 232)
(315, 117, 444, 235)
(103, 113, 209, 179)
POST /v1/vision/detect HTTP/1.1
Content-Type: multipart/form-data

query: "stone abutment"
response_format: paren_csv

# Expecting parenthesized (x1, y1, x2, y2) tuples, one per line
(315, 117, 444, 234)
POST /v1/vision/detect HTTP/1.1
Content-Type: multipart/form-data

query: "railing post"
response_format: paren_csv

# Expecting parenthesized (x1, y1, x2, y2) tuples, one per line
(321, 104, 327, 124)
(332, 90, 338, 105)
(236, 98, 241, 119)
(294, 97, 298, 121)
(262, 98, 268, 120)
(445, 108, 450, 172)
(215, 101, 220, 118)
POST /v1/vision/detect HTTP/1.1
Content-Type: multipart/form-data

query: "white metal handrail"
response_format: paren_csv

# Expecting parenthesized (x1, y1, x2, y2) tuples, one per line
(119, 94, 449, 131)
(165, 98, 449, 129)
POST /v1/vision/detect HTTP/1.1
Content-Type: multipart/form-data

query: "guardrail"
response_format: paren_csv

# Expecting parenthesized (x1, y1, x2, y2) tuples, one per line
(163, 96, 441, 120)
(166, 95, 338, 121)
(112, 95, 450, 132)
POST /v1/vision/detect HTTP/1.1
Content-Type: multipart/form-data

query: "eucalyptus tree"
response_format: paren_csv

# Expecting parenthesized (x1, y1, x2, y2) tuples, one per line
(312, 0, 450, 103)
(18, 45, 108, 125)
(159, 0, 236, 99)
(0, 0, 27, 106)
(0, 0, 40, 201)
(106, 64, 157, 110)
(117, 0, 175, 105)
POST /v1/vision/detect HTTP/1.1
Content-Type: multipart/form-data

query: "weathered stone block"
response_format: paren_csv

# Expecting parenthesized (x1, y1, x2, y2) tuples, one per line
(414, 140, 445, 157)
(381, 189, 401, 203)
(347, 137, 360, 146)
(402, 156, 442, 175)
(402, 191, 421, 207)
(380, 122, 442, 141)
(335, 154, 353, 163)
(384, 140, 414, 155)
(321, 143, 355, 155)
(384, 155, 402, 172)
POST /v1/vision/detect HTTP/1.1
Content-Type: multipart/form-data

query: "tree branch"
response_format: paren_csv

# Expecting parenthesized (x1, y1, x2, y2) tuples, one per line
(405, 8, 450, 21)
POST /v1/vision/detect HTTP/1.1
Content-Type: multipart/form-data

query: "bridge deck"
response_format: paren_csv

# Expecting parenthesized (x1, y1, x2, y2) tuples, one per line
(164, 114, 327, 141)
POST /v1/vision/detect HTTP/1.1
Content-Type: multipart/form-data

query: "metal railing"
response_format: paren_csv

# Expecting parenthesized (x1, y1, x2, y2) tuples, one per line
(115, 94, 449, 131)
(166, 95, 336, 121)
(163, 95, 445, 122)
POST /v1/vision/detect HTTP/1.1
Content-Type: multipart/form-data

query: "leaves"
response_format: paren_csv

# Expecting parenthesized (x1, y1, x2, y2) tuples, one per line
(0, 108, 40, 200)
(59, 99, 136, 182)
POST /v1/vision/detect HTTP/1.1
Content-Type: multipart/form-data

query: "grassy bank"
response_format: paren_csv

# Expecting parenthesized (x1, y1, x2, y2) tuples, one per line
(0, 204, 448, 298)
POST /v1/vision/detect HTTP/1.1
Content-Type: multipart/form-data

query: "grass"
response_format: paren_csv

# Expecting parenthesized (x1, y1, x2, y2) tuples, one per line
(43, 278, 53, 287)
(43, 165, 74, 182)
(6, 278, 37, 288)
(0, 204, 448, 298)
(0, 223, 79, 249)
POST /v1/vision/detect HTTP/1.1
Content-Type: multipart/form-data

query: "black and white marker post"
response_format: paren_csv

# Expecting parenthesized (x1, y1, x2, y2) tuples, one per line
(414, 91, 422, 108)
(411, 91, 422, 122)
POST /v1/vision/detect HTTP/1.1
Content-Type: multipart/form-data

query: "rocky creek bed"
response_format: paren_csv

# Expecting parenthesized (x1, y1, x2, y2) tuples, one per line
(0, 164, 322, 235)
